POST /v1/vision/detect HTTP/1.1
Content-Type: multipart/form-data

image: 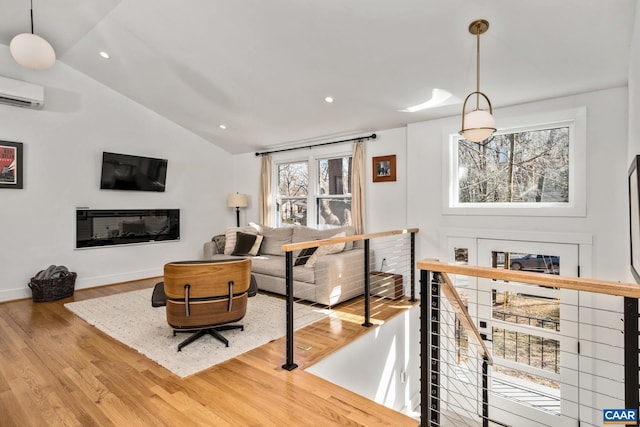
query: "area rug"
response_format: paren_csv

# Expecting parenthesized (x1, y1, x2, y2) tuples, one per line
(65, 288, 329, 378)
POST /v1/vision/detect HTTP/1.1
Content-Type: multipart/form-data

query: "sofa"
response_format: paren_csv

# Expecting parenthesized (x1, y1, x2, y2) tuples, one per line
(203, 224, 366, 306)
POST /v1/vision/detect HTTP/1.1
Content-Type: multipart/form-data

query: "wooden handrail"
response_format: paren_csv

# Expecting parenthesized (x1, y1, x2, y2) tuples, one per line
(418, 258, 640, 298)
(281, 228, 419, 252)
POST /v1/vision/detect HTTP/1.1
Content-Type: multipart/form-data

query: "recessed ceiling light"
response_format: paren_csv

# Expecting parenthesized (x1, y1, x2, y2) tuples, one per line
(99, 51, 110, 59)
(324, 96, 334, 103)
(219, 124, 227, 129)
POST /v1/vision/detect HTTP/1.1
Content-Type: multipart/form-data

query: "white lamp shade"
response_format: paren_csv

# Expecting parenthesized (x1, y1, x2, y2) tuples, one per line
(460, 109, 496, 143)
(227, 193, 248, 208)
(10, 33, 56, 70)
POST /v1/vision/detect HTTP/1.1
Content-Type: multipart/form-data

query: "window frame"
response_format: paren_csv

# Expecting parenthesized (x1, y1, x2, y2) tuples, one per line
(272, 149, 353, 228)
(443, 107, 587, 217)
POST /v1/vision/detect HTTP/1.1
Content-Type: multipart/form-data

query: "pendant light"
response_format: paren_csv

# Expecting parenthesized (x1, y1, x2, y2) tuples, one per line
(10, 0, 56, 70)
(459, 19, 495, 143)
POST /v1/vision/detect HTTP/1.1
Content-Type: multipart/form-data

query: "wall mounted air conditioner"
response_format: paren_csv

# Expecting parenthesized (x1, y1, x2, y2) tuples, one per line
(0, 75, 44, 109)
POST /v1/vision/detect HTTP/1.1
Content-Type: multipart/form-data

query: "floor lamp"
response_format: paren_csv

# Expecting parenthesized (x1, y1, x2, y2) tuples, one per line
(227, 193, 248, 227)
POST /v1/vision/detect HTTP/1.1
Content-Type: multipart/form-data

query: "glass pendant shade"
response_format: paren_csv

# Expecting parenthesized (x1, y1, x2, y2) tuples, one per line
(461, 109, 496, 143)
(10, 32, 56, 70)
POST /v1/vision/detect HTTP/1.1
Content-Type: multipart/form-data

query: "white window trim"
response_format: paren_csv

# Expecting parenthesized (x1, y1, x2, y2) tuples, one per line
(442, 107, 587, 217)
(272, 147, 352, 227)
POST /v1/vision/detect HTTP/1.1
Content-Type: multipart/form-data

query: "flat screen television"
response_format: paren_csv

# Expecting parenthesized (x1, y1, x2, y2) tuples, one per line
(629, 155, 640, 282)
(100, 152, 167, 192)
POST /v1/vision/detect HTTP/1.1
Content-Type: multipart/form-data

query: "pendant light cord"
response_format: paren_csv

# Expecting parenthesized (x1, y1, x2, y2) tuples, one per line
(475, 22, 481, 110)
(30, 0, 34, 34)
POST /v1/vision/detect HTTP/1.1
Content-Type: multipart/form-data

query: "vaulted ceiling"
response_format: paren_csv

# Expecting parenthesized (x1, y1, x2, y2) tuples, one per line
(0, 0, 635, 154)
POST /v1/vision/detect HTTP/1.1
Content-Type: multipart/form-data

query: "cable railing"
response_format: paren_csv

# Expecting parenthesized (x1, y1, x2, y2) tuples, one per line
(418, 258, 640, 427)
(279, 228, 419, 371)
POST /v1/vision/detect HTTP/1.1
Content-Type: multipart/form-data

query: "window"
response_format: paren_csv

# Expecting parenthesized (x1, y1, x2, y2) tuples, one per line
(277, 161, 308, 225)
(317, 157, 352, 226)
(445, 107, 586, 216)
(275, 155, 352, 227)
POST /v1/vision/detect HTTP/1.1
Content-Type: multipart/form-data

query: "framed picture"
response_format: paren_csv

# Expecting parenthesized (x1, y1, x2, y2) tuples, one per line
(372, 155, 396, 182)
(0, 141, 23, 189)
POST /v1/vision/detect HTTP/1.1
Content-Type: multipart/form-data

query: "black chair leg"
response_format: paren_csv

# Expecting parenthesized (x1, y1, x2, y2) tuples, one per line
(174, 324, 244, 352)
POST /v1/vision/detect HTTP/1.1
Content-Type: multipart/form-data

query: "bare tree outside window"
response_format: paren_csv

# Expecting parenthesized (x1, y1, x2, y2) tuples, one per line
(457, 127, 570, 204)
(317, 157, 352, 227)
(277, 162, 308, 225)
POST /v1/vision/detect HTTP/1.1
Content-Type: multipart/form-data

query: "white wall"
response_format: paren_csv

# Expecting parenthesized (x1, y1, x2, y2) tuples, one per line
(306, 305, 420, 415)
(407, 86, 629, 281)
(1, 47, 234, 301)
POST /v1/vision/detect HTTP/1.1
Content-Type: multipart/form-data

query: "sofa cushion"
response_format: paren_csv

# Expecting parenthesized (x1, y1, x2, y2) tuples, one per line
(294, 246, 317, 266)
(251, 255, 315, 284)
(232, 232, 264, 256)
(305, 232, 346, 268)
(224, 226, 258, 255)
(259, 226, 294, 256)
(317, 226, 355, 250)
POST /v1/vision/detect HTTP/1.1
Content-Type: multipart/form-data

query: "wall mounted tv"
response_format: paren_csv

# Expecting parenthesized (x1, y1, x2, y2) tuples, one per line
(100, 152, 168, 192)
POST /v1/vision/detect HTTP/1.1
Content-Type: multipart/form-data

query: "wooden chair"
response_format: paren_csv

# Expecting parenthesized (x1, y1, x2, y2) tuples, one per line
(162, 259, 251, 351)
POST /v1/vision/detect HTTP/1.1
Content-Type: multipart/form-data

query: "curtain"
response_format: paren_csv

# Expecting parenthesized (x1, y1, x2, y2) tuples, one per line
(351, 141, 365, 234)
(259, 154, 272, 225)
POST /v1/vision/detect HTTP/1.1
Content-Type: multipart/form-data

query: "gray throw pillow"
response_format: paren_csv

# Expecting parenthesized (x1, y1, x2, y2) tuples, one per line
(259, 226, 294, 255)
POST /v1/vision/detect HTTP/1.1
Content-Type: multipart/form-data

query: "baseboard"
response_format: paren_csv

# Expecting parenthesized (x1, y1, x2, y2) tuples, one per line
(1, 268, 163, 303)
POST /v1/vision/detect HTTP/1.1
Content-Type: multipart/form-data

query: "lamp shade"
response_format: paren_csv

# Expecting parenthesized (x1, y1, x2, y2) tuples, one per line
(460, 109, 496, 143)
(227, 193, 248, 208)
(10, 32, 56, 70)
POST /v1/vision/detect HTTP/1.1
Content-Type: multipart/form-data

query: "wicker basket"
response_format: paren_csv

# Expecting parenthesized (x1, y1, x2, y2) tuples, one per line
(28, 272, 77, 302)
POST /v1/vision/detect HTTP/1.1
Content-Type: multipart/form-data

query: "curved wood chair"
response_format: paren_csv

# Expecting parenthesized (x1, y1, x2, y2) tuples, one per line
(163, 259, 251, 351)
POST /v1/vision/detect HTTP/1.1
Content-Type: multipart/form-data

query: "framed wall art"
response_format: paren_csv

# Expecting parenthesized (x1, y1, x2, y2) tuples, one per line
(372, 154, 396, 183)
(0, 141, 23, 189)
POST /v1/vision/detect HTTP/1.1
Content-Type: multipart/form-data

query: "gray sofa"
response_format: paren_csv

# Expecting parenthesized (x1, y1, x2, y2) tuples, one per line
(203, 225, 366, 306)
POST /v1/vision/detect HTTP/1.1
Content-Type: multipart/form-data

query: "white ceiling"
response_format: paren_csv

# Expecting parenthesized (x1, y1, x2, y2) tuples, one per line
(0, 0, 635, 154)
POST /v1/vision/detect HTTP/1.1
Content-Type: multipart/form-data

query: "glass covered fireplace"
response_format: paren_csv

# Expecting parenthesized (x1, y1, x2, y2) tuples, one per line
(76, 209, 180, 248)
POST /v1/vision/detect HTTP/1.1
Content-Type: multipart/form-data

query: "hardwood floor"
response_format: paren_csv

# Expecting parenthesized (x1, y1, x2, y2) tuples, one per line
(0, 278, 420, 426)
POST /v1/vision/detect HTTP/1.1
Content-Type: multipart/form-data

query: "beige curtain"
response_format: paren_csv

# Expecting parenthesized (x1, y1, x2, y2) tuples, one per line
(259, 154, 272, 225)
(351, 141, 365, 234)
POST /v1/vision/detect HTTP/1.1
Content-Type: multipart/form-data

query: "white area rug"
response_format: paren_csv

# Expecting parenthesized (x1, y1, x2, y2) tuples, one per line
(65, 288, 329, 378)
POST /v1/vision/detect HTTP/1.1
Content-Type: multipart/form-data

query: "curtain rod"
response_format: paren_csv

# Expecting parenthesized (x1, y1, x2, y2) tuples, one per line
(255, 133, 376, 157)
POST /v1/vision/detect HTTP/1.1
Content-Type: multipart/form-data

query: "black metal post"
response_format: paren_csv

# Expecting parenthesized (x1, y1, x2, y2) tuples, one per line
(235, 207, 240, 227)
(410, 232, 417, 302)
(282, 251, 298, 371)
(420, 269, 440, 427)
(429, 273, 441, 427)
(420, 269, 430, 426)
(362, 239, 373, 327)
(482, 355, 489, 427)
(623, 296, 639, 424)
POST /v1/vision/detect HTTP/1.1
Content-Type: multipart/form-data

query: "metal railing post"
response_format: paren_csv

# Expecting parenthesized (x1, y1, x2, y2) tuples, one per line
(429, 273, 441, 427)
(420, 269, 440, 427)
(623, 296, 639, 424)
(282, 250, 298, 371)
(482, 355, 489, 427)
(420, 269, 430, 426)
(362, 238, 373, 327)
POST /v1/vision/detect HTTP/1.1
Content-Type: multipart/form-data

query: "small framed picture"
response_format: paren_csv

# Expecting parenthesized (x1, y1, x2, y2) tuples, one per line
(372, 155, 396, 182)
(0, 141, 23, 189)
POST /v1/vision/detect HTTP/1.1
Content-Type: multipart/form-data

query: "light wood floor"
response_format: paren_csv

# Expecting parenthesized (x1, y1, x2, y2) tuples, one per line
(0, 278, 420, 426)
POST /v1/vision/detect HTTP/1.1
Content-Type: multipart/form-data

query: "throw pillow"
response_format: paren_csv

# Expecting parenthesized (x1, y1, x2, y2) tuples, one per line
(232, 232, 264, 256)
(294, 246, 318, 266)
(305, 232, 346, 268)
(224, 226, 258, 255)
(259, 226, 294, 256)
